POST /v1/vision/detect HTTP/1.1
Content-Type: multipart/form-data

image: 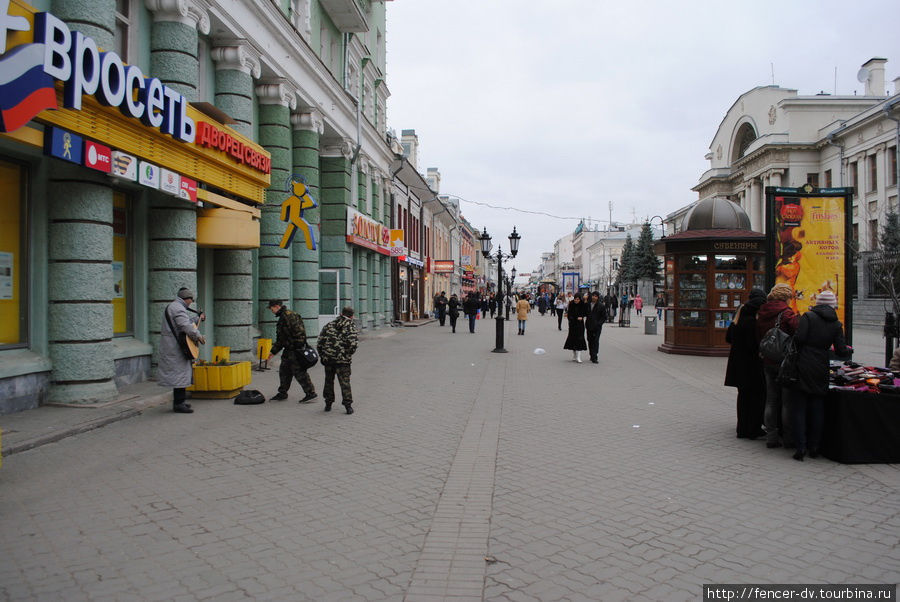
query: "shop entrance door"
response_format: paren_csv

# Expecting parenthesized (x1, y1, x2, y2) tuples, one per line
(318, 269, 341, 332)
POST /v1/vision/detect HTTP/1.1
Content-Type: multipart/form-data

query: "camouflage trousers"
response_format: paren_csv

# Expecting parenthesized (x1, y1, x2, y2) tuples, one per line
(278, 355, 315, 396)
(323, 363, 352, 406)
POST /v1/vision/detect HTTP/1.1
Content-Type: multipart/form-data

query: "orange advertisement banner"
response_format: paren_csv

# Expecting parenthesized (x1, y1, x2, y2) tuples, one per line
(773, 195, 847, 325)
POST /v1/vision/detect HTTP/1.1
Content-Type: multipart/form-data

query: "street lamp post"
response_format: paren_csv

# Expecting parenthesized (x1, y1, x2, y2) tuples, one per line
(480, 226, 520, 353)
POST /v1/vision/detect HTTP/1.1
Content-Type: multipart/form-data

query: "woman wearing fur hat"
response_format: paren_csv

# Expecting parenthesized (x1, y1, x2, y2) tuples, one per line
(755, 283, 800, 448)
(788, 290, 849, 461)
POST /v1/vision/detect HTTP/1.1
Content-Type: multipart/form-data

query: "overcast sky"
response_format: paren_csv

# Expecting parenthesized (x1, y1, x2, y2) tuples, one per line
(384, 1, 900, 275)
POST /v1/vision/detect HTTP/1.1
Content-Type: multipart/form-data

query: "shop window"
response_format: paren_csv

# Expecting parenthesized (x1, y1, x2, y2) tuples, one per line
(714, 254, 747, 270)
(0, 159, 26, 347)
(806, 173, 819, 187)
(112, 192, 134, 335)
(678, 254, 707, 271)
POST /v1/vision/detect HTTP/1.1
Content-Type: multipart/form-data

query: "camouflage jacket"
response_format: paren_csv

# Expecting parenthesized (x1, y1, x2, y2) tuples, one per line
(271, 308, 307, 356)
(316, 315, 358, 365)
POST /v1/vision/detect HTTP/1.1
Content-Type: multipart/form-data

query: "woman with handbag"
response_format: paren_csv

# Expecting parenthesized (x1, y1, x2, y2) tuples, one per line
(788, 290, 849, 461)
(725, 288, 767, 439)
(755, 284, 800, 448)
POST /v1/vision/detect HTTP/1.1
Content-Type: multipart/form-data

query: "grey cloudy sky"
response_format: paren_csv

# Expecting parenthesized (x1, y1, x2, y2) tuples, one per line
(384, 1, 900, 274)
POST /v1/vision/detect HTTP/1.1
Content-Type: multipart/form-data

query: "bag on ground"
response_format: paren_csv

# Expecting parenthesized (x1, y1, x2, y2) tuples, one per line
(234, 389, 265, 405)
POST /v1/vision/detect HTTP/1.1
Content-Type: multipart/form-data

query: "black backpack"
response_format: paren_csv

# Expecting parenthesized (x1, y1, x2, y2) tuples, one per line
(234, 389, 265, 405)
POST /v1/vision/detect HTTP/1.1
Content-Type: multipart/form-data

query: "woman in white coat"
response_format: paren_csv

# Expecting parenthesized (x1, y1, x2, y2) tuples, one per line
(158, 288, 205, 413)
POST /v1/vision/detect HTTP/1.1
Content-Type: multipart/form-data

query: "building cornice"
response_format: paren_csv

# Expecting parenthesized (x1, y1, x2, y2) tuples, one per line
(145, 0, 211, 34)
(210, 40, 261, 78)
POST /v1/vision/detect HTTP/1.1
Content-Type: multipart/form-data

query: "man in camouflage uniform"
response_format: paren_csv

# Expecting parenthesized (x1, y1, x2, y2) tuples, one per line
(316, 306, 359, 414)
(267, 299, 317, 403)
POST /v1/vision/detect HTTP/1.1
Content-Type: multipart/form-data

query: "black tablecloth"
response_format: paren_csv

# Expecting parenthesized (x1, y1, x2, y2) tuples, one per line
(823, 390, 900, 463)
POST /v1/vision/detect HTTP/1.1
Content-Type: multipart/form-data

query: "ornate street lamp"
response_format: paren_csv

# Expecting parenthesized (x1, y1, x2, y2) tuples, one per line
(481, 227, 521, 353)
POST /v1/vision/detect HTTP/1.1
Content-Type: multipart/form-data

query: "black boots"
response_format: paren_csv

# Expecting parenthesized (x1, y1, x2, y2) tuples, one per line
(299, 392, 318, 403)
(270, 392, 288, 401)
(173, 403, 193, 413)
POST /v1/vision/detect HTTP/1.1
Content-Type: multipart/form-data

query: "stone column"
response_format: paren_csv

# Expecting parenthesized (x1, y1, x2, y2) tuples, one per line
(320, 140, 354, 314)
(145, 0, 207, 371)
(208, 41, 261, 361)
(291, 110, 324, 340)
(144, 0, 209, 101)
(256, 80, 297, 340)
(749, 178, 763, 232)
(46, 1, 117, 403)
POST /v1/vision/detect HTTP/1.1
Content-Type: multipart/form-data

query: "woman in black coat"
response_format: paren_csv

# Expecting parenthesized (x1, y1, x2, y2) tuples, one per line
(788, 290, 849, 461)
(563, 294, 587, 362)
(724, 288, 766, 439)
(447, 294, 460, 333)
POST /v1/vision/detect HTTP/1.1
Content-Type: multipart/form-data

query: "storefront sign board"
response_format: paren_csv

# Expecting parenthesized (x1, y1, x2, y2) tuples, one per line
(160, 168, 180, 196)
(138, 160, 159, 189)
(84, 140, 111, 172)
(346, 207, 390, 256)
(110, 150, 137, 181)
(44, 126, 81, 164)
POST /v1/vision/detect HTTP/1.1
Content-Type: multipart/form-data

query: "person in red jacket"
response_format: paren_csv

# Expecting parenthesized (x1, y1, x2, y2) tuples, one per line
(755, 283, 800, 448)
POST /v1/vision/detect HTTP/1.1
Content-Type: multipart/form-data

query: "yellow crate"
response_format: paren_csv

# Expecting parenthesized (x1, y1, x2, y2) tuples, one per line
(188, 361, 252, 397)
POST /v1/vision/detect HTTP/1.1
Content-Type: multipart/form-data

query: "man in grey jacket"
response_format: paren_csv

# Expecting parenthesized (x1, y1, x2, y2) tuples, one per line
(159, 288, 205, 413)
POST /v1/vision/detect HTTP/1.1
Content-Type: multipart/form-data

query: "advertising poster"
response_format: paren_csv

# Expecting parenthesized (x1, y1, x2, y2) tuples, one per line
(0, 251, 12, 300)
(767, 186, 852, 333)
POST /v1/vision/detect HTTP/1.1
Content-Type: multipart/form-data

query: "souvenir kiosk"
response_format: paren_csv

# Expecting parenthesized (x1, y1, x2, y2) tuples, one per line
(656, 198, 765, 356)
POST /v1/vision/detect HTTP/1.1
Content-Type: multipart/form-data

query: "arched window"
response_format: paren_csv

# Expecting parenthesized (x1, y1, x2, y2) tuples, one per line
(733, 122, 757, 163)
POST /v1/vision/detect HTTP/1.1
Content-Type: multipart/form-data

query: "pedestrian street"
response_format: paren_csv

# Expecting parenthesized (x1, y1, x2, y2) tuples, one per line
(1, 312, 898, 601)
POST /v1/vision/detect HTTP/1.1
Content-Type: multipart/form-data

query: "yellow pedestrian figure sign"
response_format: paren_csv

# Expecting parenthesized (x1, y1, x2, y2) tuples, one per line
(279, 177, 318, 250)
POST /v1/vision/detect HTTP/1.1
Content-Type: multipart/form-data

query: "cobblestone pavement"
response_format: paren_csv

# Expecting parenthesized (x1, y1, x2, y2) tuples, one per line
(1, 314, 898, 601)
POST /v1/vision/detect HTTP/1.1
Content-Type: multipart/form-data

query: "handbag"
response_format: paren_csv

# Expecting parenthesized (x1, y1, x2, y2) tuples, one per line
(759, 310, 791, 362)
(297, 344, 319, 370)
(776, 337, 800, 387)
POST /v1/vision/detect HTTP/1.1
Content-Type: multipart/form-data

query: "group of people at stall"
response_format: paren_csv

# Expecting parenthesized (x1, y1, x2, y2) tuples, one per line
(725, 283, 849, 461)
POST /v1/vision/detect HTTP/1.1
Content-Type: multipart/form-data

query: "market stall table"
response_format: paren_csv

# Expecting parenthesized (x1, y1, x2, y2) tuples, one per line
(823, 389, 900, 463)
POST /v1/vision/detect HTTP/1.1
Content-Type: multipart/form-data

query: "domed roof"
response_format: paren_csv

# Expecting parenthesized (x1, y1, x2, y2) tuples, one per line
(682, 197, 751, 231)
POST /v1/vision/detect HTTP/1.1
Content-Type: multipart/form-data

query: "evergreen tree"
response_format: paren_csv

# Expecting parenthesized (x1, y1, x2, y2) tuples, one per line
(616, 234, 634, 284)
(880, 211, 900, 250)
(633, 222, 661, 281)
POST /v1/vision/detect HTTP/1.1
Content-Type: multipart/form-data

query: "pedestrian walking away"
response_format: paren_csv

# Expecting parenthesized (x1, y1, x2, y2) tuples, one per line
(585, 291, 608, 364)
(317, 306, 360, 414)
(159, 288, 205, 413)
(634, 294, 643, 316)
(555, 293, 567, 330)
(448, 293, 460, 333)
(724, 288, 766, 439)
(537, 294, 548, 316)
(435, 291, 448, 326)
(755, 283, 800, 449)
(563, 293, 587, 362)
(516, 294, 531, 334)
(489, 294, 497, 318)
(267, 299, 317, 403)
(786, 290, 850, 461)
(463, 293, 479, 333)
